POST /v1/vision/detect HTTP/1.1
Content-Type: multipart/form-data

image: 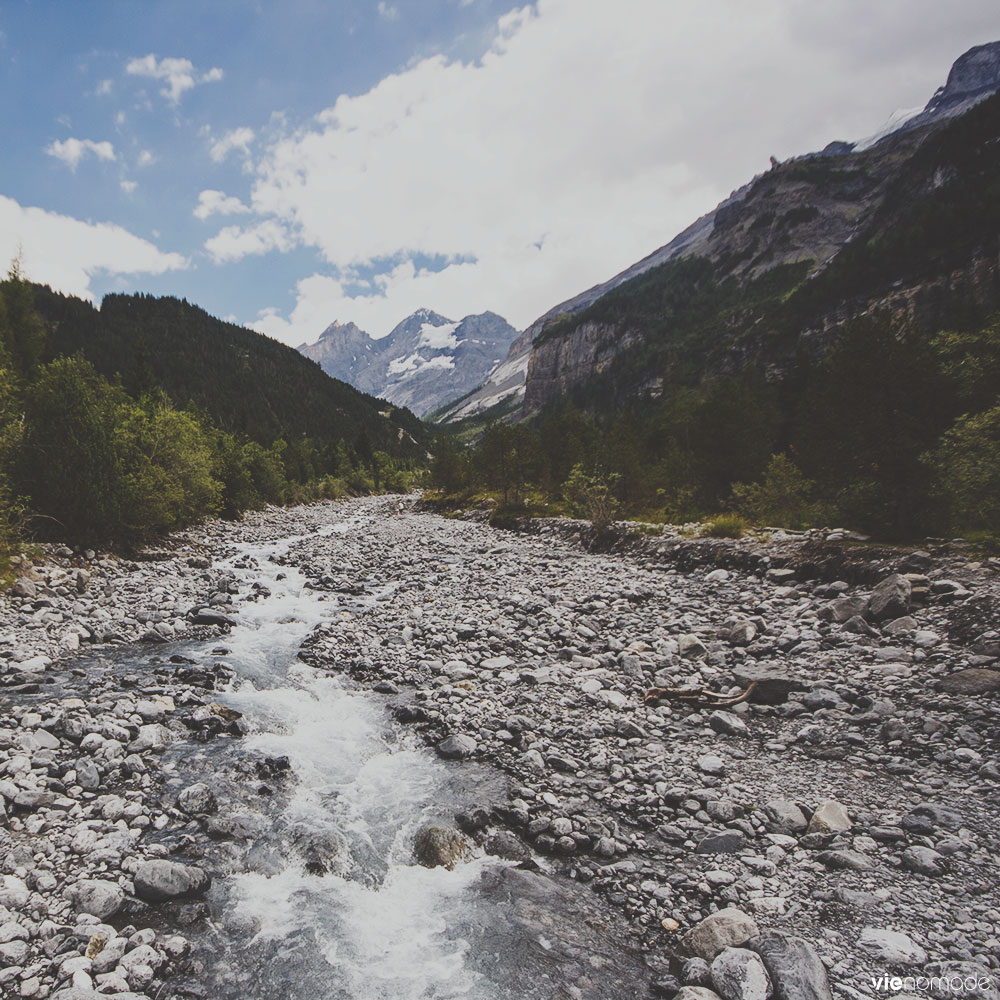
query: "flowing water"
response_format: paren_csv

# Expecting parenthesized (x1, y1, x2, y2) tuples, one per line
(100, 514, 651, 998)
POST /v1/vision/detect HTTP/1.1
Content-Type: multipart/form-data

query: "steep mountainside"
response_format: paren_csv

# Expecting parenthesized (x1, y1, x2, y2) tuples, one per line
(300, 308, 518, 417)
(439, 41, 1000, 424)
(33, 288, 428, 457)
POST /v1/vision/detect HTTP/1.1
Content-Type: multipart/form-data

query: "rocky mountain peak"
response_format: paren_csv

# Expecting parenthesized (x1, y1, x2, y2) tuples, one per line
(926, 40, 1000, 113)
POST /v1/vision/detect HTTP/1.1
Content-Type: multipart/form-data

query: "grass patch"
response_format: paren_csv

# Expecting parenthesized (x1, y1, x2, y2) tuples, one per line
(700, 514, 748, 538)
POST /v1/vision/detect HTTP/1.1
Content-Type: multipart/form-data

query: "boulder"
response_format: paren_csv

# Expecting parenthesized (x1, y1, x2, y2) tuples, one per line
(133, 860, 210, 902)
(436, 734, 477, 759)
(413, 825, 469, 870)
(711, 947, 772, 1000)
(805, 800, 851, 835)
(750, 933, 832, 1000)
(765, 800, 808, 834)
(731, 665, 804, 705)
(858, 927, 927, 964)
(70, 879, 124, 920)
(681, 908, 760, 961)
(177, 782, 217, 815)
(939, 668, 1000, 695)
(867, 574, 911, 622)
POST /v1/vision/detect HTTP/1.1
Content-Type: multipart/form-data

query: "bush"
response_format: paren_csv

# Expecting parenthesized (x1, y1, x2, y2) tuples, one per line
(563, 464, 619, 531)
(925, 404, 1000, 537)
(731, 453, 830, 528)
(700, 514, 747, 538)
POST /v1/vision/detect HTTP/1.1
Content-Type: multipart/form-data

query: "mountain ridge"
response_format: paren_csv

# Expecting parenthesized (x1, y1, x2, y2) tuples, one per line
(300, 308, 519, 417)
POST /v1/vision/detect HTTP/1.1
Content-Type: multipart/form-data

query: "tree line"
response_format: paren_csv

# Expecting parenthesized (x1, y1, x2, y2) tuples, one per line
(0, 265, 417, 567)
(430, 312, 1000, 546)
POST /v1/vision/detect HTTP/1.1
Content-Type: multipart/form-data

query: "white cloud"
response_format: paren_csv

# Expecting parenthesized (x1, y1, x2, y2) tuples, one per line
(209, 126, 255, 163)
(377, 2, 399, 20)
(0, 194, 188, 300)
(241, 0, 1000, 345)
(45, 137, 116, 171)
(137, 149, 156, 167)
(120, 180, 137, 194)
(95, 78, 113, 96)
(193, 189, 252, 220)
(125, 54, 223, 104)
(204, 220, 295, 263)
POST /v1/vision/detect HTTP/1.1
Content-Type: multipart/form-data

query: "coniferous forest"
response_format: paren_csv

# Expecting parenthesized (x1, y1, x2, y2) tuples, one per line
(0, 265, 427, 565)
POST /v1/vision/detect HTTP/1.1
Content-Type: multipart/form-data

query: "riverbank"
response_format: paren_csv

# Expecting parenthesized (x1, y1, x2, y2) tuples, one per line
(1, 497, 998, 999)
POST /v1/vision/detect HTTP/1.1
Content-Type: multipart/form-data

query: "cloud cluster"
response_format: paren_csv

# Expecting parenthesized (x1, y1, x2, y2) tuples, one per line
(204, 220, 294, 263)
(46, 138, 116, 171)
(0, 195, 188, 301)
(194, 189, 251, 220)
(217, 0, 1000, 345)
(210, 127, 255, 163)
(126, 54, 223, 104)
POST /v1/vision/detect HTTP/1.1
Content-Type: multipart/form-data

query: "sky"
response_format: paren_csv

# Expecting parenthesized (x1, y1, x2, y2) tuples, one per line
(1, 1, 999, 347)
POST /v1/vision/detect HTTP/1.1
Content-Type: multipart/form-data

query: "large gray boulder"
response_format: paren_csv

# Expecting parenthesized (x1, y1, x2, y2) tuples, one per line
(711, 947, 772, 1000)
(681, 908, 760, 961)
(750, 933, 832, 1000)
(436, 734, 477, 759)
(867, 574, 911, 622)
(177, 782, 217, 815)
(133, 859, 210, 902)
(69, 879, 124, 919)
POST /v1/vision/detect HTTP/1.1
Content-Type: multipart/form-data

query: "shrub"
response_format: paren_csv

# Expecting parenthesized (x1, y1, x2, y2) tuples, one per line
(701, 514, 747, 538)
(563, 463, 619, 532)
(731, 453, 829, 528)
(925, 404, 1000, 538)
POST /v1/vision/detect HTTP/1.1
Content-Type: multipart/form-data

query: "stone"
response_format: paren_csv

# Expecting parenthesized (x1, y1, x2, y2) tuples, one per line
(131, 723, 172, 752)
(765, 800, 807, 833)
(436, 734, 477, 759)
(696, 831, 745, 854)
(939, 668, 1000, 695)
(900, 846, 946, 876)
(709, 711, 748, 736)
(711, 947, 772, 1000)
(680, 908, 760, 961)
(819, 596, 869, 623)
(815, 850, 872, 871)
(750, 933, 832, 1000)
(805, 800, 851, 835)
(133, 860, 210, 902)
(858, 927, 927, 964)
(674, 990, 724, 1000)
(867, 574, 911, 622)
(680, 634, 709, 661)
(70, 880, 124, 920)
(177, 782, 217, 815)
(698, 753, 726, 775)
(731, 665, 804, 705)
(901, 803, 962, 834)
(484, 830, 531, 862)
(413, 825, 469, 870)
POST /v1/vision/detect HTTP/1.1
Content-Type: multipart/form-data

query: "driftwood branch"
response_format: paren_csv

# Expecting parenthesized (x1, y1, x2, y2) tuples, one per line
(643, 681, 758, 709)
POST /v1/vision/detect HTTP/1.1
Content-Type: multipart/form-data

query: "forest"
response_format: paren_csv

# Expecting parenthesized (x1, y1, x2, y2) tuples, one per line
(430, 311, 1000, 547)
(0, 265, 423, 569)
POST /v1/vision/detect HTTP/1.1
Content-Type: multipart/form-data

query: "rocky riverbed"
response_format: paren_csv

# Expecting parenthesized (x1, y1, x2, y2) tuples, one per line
(1, 496, 998, 1000)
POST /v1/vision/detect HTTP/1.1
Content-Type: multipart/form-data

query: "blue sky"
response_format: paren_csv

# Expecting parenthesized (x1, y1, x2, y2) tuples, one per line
(2, 1, 999, 346)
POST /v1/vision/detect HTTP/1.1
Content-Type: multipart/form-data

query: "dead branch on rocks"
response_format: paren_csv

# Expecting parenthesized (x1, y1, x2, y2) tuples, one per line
(643, 681, 758, 709)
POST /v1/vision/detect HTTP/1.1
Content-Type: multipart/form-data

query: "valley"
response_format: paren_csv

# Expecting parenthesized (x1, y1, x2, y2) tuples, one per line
(1, 497, 997, 999)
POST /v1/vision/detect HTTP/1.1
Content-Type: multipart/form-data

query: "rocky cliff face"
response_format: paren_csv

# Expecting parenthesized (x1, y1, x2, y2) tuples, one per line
(298, 309, 518, 417)
(518, 41, 1000, 417)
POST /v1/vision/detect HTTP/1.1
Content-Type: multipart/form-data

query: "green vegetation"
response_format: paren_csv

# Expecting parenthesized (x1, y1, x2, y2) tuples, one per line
(432, 311, 1000, 545)
(0, 272, 425, 552)
(700, 514, 747, 539)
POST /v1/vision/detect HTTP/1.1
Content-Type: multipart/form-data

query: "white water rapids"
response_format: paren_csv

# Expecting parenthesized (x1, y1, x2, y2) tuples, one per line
(154, 510, 649, 1000)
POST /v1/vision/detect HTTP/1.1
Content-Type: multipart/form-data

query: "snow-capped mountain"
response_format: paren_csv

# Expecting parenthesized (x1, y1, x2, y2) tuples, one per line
(298, 309, 519, 417)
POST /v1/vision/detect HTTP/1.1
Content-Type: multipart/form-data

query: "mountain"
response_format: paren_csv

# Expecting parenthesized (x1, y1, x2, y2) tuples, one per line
(439, 40, 1000, 424)
(31, 288, 428, 458)
(299, 309, 519, 418)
